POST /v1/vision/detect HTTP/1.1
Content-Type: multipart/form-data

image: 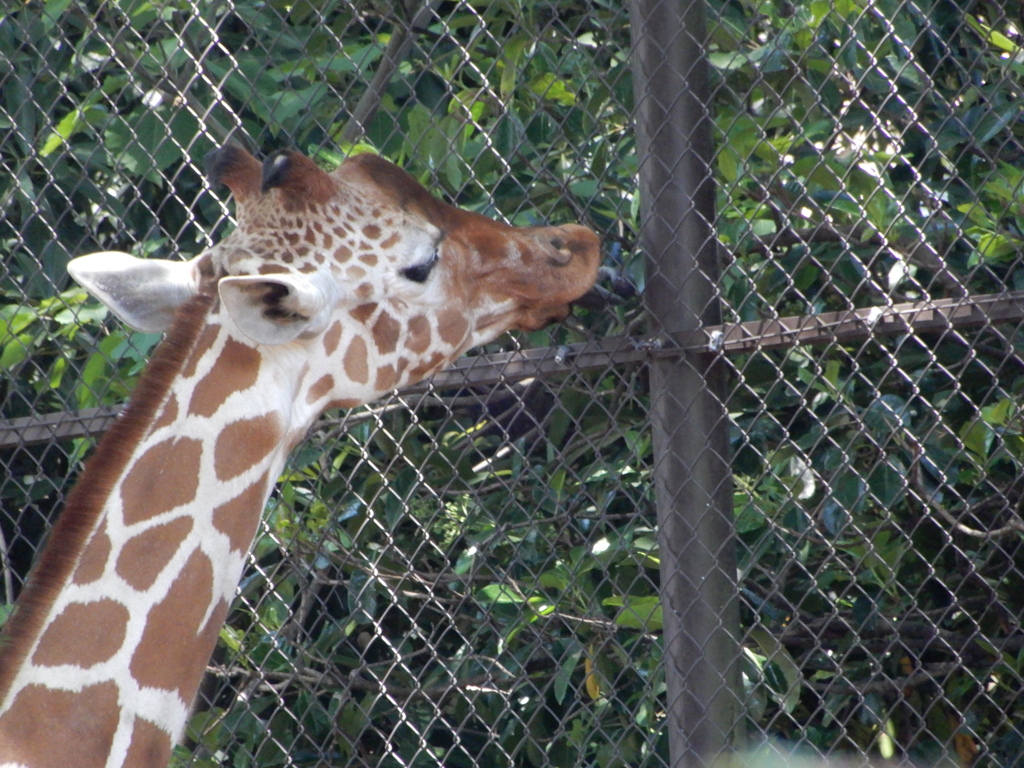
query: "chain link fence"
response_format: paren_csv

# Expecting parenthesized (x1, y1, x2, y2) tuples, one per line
(3, 1, 1024, 766)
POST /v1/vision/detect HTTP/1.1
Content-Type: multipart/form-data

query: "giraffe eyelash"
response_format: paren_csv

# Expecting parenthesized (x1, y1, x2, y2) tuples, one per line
(399, 250, 439, 283)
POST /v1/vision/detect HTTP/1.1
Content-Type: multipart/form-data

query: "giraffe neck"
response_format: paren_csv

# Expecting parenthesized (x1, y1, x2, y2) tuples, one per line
(0, 297, 306, 768)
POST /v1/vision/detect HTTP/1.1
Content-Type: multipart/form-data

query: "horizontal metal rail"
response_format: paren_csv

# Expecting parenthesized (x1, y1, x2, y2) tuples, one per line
(704, 290, 1024, 353)
(4, 290, 1023, 449)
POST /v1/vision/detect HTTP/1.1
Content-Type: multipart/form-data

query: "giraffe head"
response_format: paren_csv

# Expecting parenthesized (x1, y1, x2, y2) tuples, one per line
(70, 146, 600, 412)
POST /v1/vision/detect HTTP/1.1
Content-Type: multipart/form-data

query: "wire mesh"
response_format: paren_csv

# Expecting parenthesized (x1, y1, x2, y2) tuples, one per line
(1, 1, 1024, 767)
(708, 0, 1024, 764)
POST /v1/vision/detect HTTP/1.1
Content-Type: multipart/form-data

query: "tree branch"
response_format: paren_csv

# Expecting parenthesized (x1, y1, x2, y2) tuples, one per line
(803, 662, 962, 696)
(208, 654, 560, 702)
(906, 437, 1024, 539)
(339, 1, 444, 144)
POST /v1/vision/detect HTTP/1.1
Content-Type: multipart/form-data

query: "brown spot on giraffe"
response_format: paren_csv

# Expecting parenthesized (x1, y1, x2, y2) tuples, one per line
(358, 252, 378, 267)
(257, 263, 289, 275)
(123, 717, 173, 768)
(322, 321, 343, 355)
(437, 308, 470, 347)
(406, 315, 431, 354)
(375, 364, 397, 392)
(350, 303, 377, 324)
(72, 529, 111, 585)
(306, 374, 335, 404)
(324, 397, 363, 411)
(409, 351, 447, 381)
(183, 324, 220, 378)
(115, 516, 194, 591)
(0, 681, 120, 767)
(380, 231, 401, 249)
(372, 311, 401, 355)
(194, 599, 230, 679)
(120, 437, 203, 525)
(363, 223, 382, 239)
(32, 600, 129, 667)
(343, 336, 369, 385)
(213, 413, 282, 481)
(213, 472, 270, 552)
(129, 549, 214, 697)
(187, 338, 261, 417)
(148, 393, 178, 435)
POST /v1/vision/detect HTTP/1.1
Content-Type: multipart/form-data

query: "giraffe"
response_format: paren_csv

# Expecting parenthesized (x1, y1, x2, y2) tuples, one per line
(0, 145, 600, 768)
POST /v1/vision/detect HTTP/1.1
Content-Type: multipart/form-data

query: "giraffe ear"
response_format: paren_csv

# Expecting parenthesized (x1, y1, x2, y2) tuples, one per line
(68, 251, 200, 333)
(219, 272, 339, 346)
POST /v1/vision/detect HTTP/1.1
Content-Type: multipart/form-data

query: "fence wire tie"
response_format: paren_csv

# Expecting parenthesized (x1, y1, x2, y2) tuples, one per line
(864, 306, 885, 328)
(629, 337, 668, 358)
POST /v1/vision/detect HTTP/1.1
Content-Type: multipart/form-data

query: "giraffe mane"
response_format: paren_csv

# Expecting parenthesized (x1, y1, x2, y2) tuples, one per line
(343, 153, 451, 221)
(0, 292, 215, 699)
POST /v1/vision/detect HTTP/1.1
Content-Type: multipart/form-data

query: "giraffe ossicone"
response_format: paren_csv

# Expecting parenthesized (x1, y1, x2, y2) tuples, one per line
(0, 145, 600, 768)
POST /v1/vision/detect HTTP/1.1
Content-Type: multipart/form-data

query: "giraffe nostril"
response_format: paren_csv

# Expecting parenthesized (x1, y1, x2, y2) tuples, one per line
(549, 236, 564, 250)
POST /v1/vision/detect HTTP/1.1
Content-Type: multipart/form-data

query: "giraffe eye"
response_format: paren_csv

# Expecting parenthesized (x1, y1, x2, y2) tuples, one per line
(399, 250, 439, 283)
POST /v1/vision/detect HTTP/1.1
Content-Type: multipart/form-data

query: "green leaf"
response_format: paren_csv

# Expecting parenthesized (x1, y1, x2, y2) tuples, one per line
(734, 492, 767, 533)
(219, 626, 243, 653)
(500, 34, 532, 101)
(982, 398, 1014, 427)
(55, 108, 83, 140)
(0, 306, 39, 345)
(602, 595, 663, 631)
(867, 459, 906, 510)
(967, 15, 1021, 54)
(709, 51, 750, 71)
(0, 332, 35, 370)
(538, 568, 569, 591)
(40, 102, 106, 156)
(553, 648, 581, 704)
(477, 584, 525, 604)
(748, 627, 802, 714)
(528, 73, 576, 106)
(975, 231, 1019, 262)
(960, 418, 993, 461)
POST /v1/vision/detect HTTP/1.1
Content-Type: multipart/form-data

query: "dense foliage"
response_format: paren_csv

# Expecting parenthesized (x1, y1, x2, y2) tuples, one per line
(713, 0, 1024, 763)
(2, 0, 1024, 766)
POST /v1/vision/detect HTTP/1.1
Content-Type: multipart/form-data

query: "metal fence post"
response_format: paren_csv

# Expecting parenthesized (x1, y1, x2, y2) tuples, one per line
(629, 1, 742, 765)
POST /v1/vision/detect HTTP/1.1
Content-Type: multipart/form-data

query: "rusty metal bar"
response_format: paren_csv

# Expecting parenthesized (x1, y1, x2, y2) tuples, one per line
(0, 407, 121, 451)
(704, 291, 1024, 353)
(4, 290, 1024, 450)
